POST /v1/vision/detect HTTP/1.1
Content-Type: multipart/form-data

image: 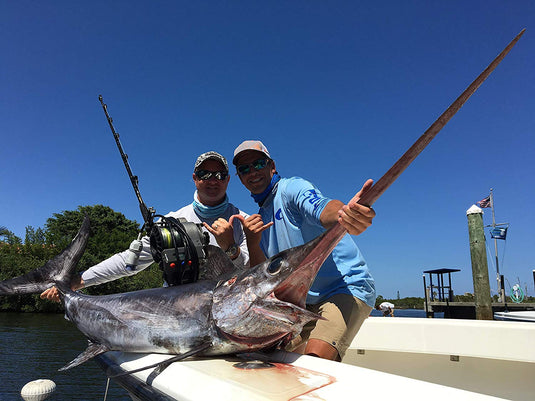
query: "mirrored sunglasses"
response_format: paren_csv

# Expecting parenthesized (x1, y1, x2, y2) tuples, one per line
(236, 158, 269, 175)
(195, 170, 228, 180)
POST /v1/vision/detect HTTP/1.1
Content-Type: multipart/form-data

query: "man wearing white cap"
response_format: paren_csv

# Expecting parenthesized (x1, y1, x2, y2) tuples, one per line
(232, 140, 376, 361)
(41, 151, 249, 299)
(377, 301, 395, 317)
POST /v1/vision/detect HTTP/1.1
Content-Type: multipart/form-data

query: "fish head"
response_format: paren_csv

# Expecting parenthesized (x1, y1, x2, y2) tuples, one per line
(212, 225, 344, 350)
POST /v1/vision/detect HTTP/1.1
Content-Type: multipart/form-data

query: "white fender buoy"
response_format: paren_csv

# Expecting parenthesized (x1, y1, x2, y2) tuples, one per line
(20, 379, 56, 401)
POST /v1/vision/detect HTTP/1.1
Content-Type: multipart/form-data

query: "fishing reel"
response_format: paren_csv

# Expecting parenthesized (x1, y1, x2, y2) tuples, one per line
(148, 216, 210, 286)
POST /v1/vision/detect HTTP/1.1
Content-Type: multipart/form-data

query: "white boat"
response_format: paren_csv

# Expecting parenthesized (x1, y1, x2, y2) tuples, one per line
(96, 316, 535, 400)
(494, 310, 535, 322)
(346, 317, 534, 400)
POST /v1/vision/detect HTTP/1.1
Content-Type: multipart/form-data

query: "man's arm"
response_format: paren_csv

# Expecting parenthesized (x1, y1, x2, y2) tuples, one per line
(202, 214, 250, 269)
(229, 214, 272, 267)
(320, 179, 375, 235)
(231, 211, 251, 269)
(40, 236, 155, 302)
(80, 244, 154, 287)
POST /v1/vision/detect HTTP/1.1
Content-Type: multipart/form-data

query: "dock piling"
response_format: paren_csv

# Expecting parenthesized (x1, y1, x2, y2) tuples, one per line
(466, 205, 493, 320)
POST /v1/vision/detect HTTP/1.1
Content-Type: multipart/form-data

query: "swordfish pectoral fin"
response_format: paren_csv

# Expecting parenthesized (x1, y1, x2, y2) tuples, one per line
(58, 342, 110, 371)
(109, 342, 213, 379)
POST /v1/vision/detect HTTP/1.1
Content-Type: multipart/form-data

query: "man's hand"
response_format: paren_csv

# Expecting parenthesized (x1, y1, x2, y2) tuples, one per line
(338, 179, 376, 235)
(230, 214, 273, 249)
(39, 275, 84, 303)
(203, 218, 236, 252)
(230, 214, 273, 267)
(40, 286, 61, 302)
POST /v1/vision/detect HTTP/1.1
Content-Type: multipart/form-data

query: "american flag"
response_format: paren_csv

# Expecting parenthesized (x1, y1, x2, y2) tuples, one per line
(477, 195, 491, 208)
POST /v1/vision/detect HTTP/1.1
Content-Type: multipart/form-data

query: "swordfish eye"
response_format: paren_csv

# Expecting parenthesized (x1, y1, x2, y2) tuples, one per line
(266, 257, 283, 275)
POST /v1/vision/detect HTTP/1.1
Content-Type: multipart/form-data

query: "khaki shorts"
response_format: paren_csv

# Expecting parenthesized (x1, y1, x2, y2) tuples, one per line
(286, 293, 372, 359)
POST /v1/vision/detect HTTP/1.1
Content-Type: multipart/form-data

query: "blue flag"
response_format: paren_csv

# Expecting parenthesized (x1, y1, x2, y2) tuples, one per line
(490, 227, 507, 240)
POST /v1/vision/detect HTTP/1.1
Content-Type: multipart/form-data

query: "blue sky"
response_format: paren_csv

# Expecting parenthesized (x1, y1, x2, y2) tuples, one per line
(1, 2, 533, 298)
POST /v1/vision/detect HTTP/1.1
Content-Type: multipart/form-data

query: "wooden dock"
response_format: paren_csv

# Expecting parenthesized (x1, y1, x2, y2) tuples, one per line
(427, 301, 535, 319)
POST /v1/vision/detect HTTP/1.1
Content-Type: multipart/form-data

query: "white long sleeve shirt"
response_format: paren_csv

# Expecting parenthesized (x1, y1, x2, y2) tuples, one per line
(81, 203, 249, 287)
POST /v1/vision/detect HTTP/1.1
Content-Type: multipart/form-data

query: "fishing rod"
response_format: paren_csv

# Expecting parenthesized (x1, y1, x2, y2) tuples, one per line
(98, 95, 209, 285)
(98, 95, 155, 229)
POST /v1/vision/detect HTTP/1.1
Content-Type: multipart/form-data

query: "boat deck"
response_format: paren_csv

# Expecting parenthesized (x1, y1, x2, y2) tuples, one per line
(345, 317, 535, 400)
(96, 317, 535, 400)
(98, 350, 503, 401)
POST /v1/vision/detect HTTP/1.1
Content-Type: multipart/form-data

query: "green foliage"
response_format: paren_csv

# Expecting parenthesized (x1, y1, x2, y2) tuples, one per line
(45, 205, 141, 269)
(83, 263, 163, 296)
(0, 226, 22, 245)
(454, 293, 475, 302)
(25, 226, 46, 245)
(0, 242, 64, 312)
(392, 297, 424, 309)
(0, 205, 166, 312)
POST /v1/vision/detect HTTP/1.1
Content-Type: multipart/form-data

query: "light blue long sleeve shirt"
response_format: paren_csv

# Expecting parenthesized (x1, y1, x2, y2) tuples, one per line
(258, 177, 376, 307)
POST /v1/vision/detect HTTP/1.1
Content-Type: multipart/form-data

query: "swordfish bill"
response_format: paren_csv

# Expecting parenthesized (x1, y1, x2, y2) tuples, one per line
(357, 29, 525, 208)
(319, 29, 526, 247)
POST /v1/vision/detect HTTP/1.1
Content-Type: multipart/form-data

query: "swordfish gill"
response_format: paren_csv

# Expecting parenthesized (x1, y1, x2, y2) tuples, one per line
(0, 214, 345, 370)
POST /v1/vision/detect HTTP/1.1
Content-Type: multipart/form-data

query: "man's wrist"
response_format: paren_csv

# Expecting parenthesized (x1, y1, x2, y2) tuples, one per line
(225, 243, 239, 260)
(71, 274, 84, 290)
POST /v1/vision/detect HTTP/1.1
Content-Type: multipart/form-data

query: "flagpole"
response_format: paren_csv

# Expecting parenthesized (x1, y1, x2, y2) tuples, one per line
(489, 189, 503, 302)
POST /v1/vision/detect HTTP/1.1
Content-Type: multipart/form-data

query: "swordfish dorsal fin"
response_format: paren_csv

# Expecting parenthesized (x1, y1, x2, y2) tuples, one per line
(58, 342, 110, 371)
(199, 244, 243, 281)
(0, 215, 91, 295)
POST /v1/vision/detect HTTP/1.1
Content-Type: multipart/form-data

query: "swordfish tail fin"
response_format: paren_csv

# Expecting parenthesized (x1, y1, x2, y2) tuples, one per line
(0, 215, 90, 295)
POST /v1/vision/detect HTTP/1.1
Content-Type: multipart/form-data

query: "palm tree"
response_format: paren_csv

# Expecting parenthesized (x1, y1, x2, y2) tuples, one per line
(0, 226, 10, 241)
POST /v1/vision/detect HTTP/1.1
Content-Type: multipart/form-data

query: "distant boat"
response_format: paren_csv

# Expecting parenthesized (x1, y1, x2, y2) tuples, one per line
(494, 310, 535, 322)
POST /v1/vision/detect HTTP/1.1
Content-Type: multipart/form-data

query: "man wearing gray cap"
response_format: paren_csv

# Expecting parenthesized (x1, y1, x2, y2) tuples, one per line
(41, 151, 249, 300)
(231, 140, 376, 362)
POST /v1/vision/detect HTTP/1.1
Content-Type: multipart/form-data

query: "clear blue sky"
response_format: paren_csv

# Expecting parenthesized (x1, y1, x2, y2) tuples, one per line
(1, 2, 533, 298)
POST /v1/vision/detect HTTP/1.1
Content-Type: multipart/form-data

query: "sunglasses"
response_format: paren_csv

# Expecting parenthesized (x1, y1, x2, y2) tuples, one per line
(236, 158, 270, 175)
(195, 170, 228, 181)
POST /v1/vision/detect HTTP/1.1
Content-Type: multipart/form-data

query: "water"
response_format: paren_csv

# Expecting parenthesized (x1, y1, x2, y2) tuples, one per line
(0, 313, 131, 401)
(0, 309, 441, 400)
(369, 308, 444, 318)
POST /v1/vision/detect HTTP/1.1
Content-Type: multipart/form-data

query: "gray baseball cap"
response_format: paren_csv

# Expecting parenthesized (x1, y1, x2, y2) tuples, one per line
(194, 151, 229, 173)
(232, 140, 271, 165)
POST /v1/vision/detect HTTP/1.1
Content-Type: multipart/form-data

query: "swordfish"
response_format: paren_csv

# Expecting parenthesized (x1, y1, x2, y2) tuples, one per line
(0, 214, 343, 370)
